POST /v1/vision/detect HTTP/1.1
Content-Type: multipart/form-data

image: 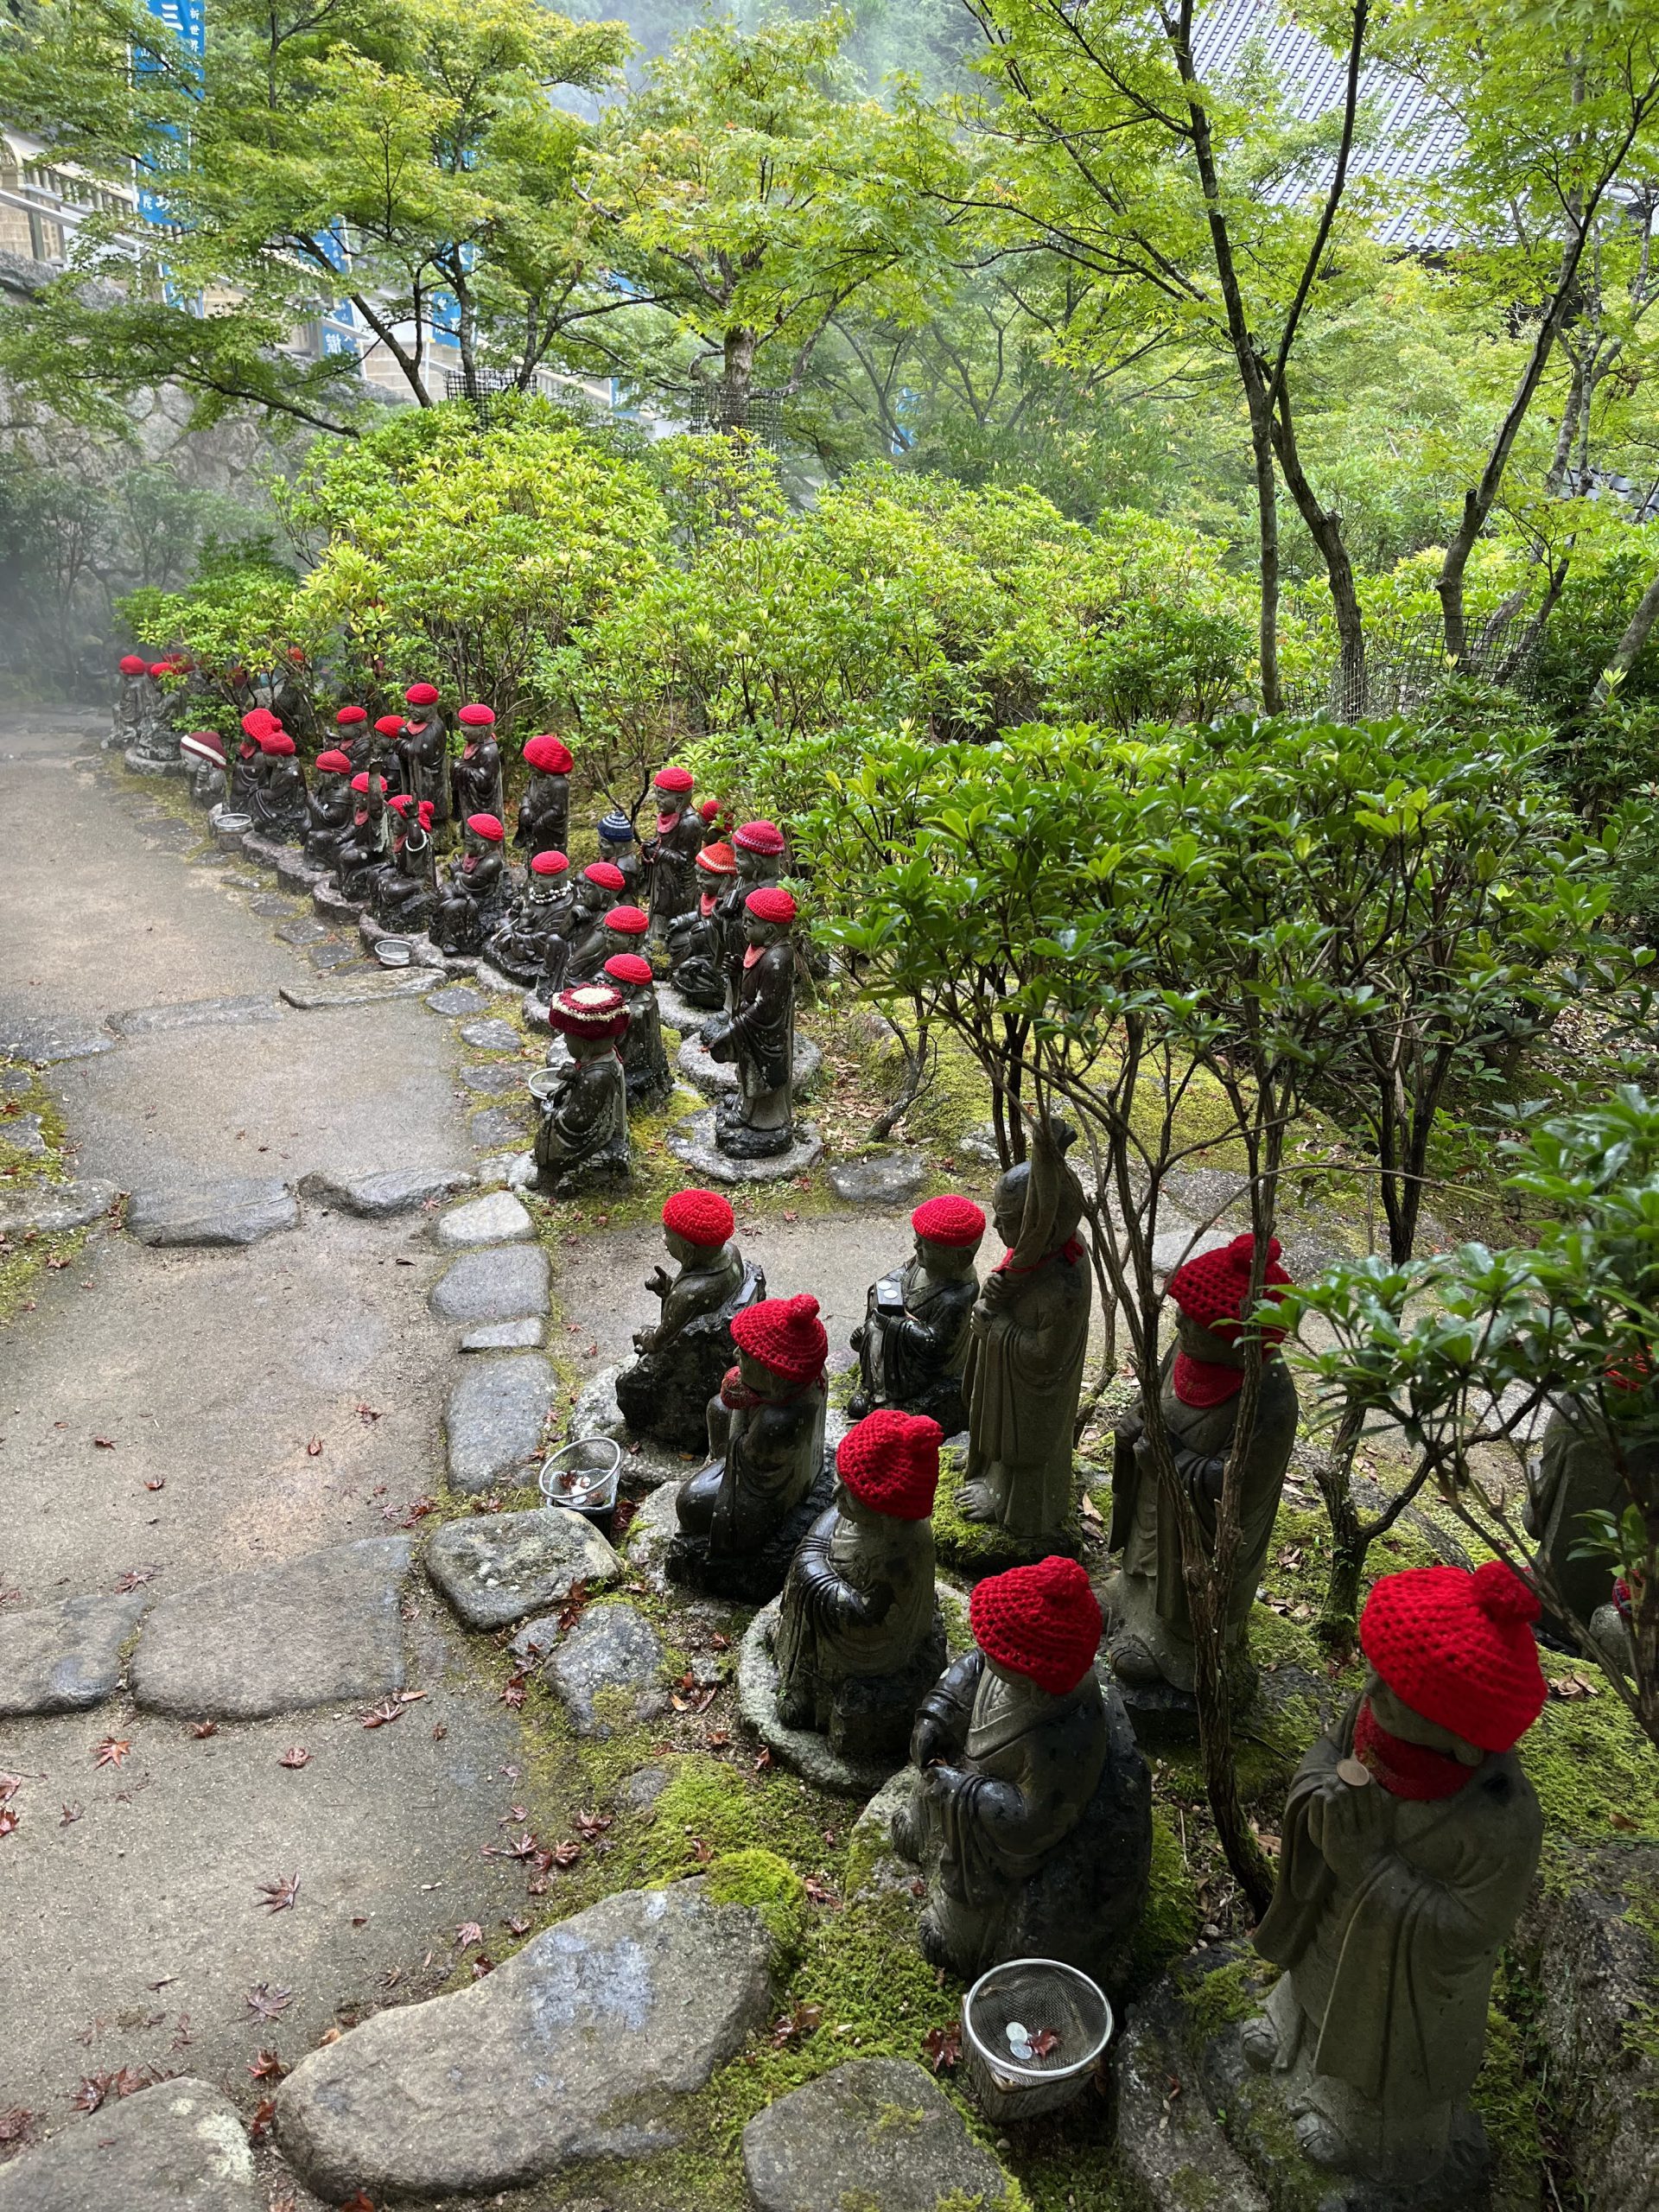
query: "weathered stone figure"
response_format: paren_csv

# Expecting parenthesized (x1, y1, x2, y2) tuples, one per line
(370, 714, 410, 798)
(725, 819, 786, 1006)
(180, 729, 228, 808)
(959, 1122, 1091, 1540)
(850, 1195, 986, 1436)
(1524, 1383, 1654, 1639)
(564, 861, 627, 985)
(490, 849, 575, 988)
(113, 654, 150, 747)
(371, 796, 437, 931)
(703, 886, 799, 1160)
(599, 903, 652, 971)
(250, 729, 308, 842)
(1247, 1561, 1548, 2190)
(665, 841, 738, 1010)
(1103, 1232, 1298, 1697)
(670, 1293, 831, 1603)
(129, 658, 182, 766)
(892, 1556, 1150, 1986)
(333, 704, 371, 773)
(304, 748, 356, 861)
(774, 1408, 948, 1766)
(232, 710, 276, 810)
(614, 1186, 764, 1451)
(517, 734, 572, 860)
(603, 951, 673, 1109)
(430, 811, 509, 955)
(399, 683, 450, 830)
(449, 703, 503, 826)
(334, 772, 391, 902)
(644, 764, 703, 944)
(529, 983, 632, 1195)
(597, 810, 643, 900)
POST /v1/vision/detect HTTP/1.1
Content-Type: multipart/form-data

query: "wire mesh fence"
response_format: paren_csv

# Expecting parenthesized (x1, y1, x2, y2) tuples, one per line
(1284, 599, 1548, 722)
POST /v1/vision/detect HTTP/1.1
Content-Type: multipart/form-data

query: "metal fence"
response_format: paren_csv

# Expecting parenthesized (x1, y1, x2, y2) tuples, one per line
(1285, 598, 1548, 722)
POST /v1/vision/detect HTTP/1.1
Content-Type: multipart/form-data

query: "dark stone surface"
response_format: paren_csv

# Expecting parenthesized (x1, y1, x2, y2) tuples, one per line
(458, 1018, 523, 1052)
(429, 1244, 549, 1324)
(0, 1591, 149, 1717)
(297, 1164, 475, 1217)
(1116, 1974, 1270, 2212)
(460, 1062, 523, 1096)
(460, 1316, 545, 1352)
(665, 1107, 823, 1186)
(824, 1150, 927, 1205)
(1, 1112, 47, 1154)
(0, 2075, 259, 2212)
(107, 994, 281, 1038)
(542, 1601, 669, 1736)
(433, 1192, 531, 1249)
(742, 2060, 1015, 2212)
(306, 938, 360, 971)
(469, 1102, 532, 1149)
(275, 917, 328, 946)
(126, 1176, 298, 1248)
(442, 1355, 557, 1492)
(249, 893, 294, 918)
(279, 976, 429, 1010)
(0, 1009, 117, 1064)
(424, 1506, 621, 1630)
(426, 985, 489, 1016)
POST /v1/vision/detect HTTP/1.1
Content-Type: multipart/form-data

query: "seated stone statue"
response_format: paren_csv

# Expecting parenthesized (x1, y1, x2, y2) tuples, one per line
(603, 952, 673, 1109)
(334, 772, 391, 902)
(1524, 1381, 1655, 1642)
(489, 849, 575, 988)
(1103, 1232, 1298, 1699)
(564, 861, 627, 984)
(180, 729, 227, 808)
(332, 703, 370, 772)
(370, 796, 437, 930)
(892, 1556, 1150, 1986)
(775, 1409, 948, 1766)
(250, 729, 308, 842)
(670, 1294, 831, 1604)
(529, 983, 632, 1194)
(430, 811, 510, 956)
(129, 658, 182, 765)
(614, 1187, 764, 1450)
(369, 713, 410, 798)
(517, 734, 571, 859)
(231, 709, 276, 810)
(305, 748, 356, 861)
(644, 764, 703, 944)
(1246, 1561, 1547, 2191)
(597, 810, 643, 900)
(703, 886, 799, 1160)
(850, 1194, 985, 1436)
(960, 1121, 1092, 1541)
(665, 841, 737, 1010)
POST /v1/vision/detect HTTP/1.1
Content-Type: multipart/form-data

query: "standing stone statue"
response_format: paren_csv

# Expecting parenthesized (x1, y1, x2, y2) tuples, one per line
(371, 713, 410, 798)
(670, 1293, 831, 1603)
(250, 729, 308, 842)
(850, 1195, 986, 1436)
(702, 886, 800, 1160)
(1524, 1385, 1653, 1641)
(726, 820, 786, 1006)
(959, 1122, 1091, 1541)
(333, 704, 371, 773)
(1103, 1233, 1298, 1699)
(335, 772, 391, 901)
(698, 796, 732, 844)
(490, 849, 575, 988)
(644, 764, 704, 944)
(666, 841, 737, 1010)
(231, 710, 274, 810)
(517, 735, 572, 860)
(180, 729, 227, 808)
(450, 704, 504, 828)
(774, 1409, 948, 1766)
(1246, 1561, 1548, 2190)
(128, 658, 182, 767)
(399, 683, 450, 831)
(597, 810, 643, 900)
(305, 748, 356, 862)
(430, 811, 510, 955)
(371, 796, 437, 931)
(603, 952, 673, 1109)
(564, 861, 627, 984)
(113, 654, 150, 748)
(529, 983, 632, 1194)
(614, 1187, 765, 1451)
(892, 1557, 1150, 1986)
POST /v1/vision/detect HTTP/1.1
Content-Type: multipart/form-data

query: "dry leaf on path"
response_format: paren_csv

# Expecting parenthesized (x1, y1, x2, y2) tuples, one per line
(245, 1984, 293, 2020)
(277, 1747, 311, 1770)
(0, 1808, 18, 1839)
(359, 1699, 403, 1729)
(923, 2022, 961, 2073)
(92, 1736, 130, 1768)
(189, 1721, 218, 1739)
(256, 1873, 301, 1914)
(454, 1923, 484, 1949)
(246, 2049, 285, 2082)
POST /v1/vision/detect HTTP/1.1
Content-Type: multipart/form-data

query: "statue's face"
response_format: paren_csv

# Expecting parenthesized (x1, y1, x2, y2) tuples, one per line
(658, 792, 685, 824)
(575, 883, 602, 918)
(737, 849, 772, 883)
(914, 1233, 975, 1278)
(736, 1346, 791, 1399)
(664, 1228, 699, 1267)
(743, 916, 779, 950)
(1364, 1668, 1483, 1765)
(832, 1479, 882, 1530)
(990, 1174, 1025, 1249)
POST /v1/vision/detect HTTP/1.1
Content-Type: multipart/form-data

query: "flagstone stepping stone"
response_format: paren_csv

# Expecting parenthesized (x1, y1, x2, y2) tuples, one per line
(107, 994, 281, 1037)
(274, 916, 327, 946)
(427, 984, 488, 1016)
(298, 1163, 474, 1217)
(459, 1018, 523, 1052)
(0, 2075, 258, 2212)
(742, 2060, 1016, 2212)
(126, 1176, 298, 1248)
(623, 1480, 684, 1592)
(460, 1316, 545, 1352)
(131, 1536, 412, 1719)
(459, 1061, 523, 1096)
(0, 1010, 115, 1065)
(306, 938, 359, 970)
(539, 1600, 669, 1736)
(275, 1882, 775, 2202)
(280, 976, 429, 1010)
(0, 1590, 149, 1718)
(429, 1244, 548, 1323)
(424, 1505, 620, 1630)
(0, 1112, 48, 1156)
(0, 1179, 119, 1236)
(824, 1149, 925, 1205)
(249, 893, 294, 917)
(442, 1355, 557, 1493)
(434, 1190, 531, 1249)
(469, 1102, 531, 1148)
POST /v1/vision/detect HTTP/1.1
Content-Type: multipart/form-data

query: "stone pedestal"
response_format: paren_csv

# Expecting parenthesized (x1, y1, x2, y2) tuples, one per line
(665, 1109, 823, 1185)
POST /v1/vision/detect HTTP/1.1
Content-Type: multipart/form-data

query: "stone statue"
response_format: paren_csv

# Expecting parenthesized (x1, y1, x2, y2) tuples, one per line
(114, 654, 149, 747)
(370, 796, 437, 931)
(128, 658, 182, 766)
(726, 820, 786, 1007)
(599, 903, 652, 973)
(249, 729, 308, 843)
(615, 1186, 765, 1451)
(305, 748, 357, 863)
(892, 1557, 1150, 1986)
(774, 1409, 948, 1766)
(959, 1122, 1091, 1540)
(489, 849, 575, 989)
(698, 796, 732, 844)
(430, 811, 510, 955)
(335, 772, 392, 902)
(602, 952, 673, 1109)
(370, 714, 410, 798)
(333, 704, 371, 773)
(1524, 1384, 1653, 1641)
(529, 983, 631, 1194)
(850, 1195, 986, 1436)
(670, 1294, 832, 1604)
(180, 729, 227, 808)
(231, 710, 276, 810)
(1103, 1232, 1298, 1698)
(564, 862, 627, 985)
(597, 810, 643, 900)
(665, 841, 737, 1010)
(1246, 1560, 1548, 2191)
(644, 764, 704, 945)
(399, 683, 451, 830)
(702, 886, 800, 1160)
(517, 735, 572, 860)
(449, 703, 503, 827)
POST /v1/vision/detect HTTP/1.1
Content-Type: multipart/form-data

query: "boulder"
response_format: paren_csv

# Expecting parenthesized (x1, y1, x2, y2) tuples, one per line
(0, 2076, 257, 2212)
(0, 1591, 149, 1718)
(542, 1601, 669, 1736)
(424, 1506, 620, 1630)
(125, 1177, 297, 1248)
(297, 1165, 474, 1217)
(741, 2058, 1015, 2212)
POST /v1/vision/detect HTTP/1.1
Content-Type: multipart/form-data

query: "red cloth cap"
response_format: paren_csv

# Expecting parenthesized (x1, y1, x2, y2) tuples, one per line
(662, 1187, 735, 1249)
(458, 703, 495, 728)
(417, 800, 435, 831)
(696, 842, 736, 876)
(181, 731, 225, 765)
(970, 1557, 1103, 1696)
(531, 849, 569, 877)
(735, 819, 786, 855)
(549, 982, 629, 1041)
(731, 1294, 828, 1386)
(467, 813, 505, 842)
(373, 714, 405, 738)
(404, 683, 440, 707)
(604, 952, 655, 987)
(653, 764, 694, 794)
(388, 792, 414, 817)
(118, 654, 148, 676)
(584, 861, 626, 892)
(836, 1409, 942, 1520)
(259, 731, 296, 756)
(698, 798, 724, 823)
(524, 734, 574, 775)
(240, 709, 278, 739)
(1168, 1232, 1291, 1340)
(335, 704, 367, 726)
(1360, 1561, 1548, 1753)
(746, 886, 797, 926)
(315, 749, 352, 774)
(604, 905, 649, 936)
(148, 661, 171, 679)
(349, 772, 385, 796)
(912, 1195, 987, 1249)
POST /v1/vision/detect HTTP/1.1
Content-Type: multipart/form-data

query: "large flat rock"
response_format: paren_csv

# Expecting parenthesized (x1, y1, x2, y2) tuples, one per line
(298, 1164, 474, 1217)
(543, 1599, 669, 1736)
(0, 2076, 258, 2212)
(742, 2059, 1016, 2212)
(443, 1354, 557, 1491)
(425, 1506, 620, 1630)
(666, 1109, 823, 1186)
(429, 1243, 549, 1324)
(1115, 1977, 1269, 2212)
(107, 994, 281, 1038)
(0, 1009, 116, 1065)
(280, 976, 430, 1011)
(434, 1190, 531, 1249)
(0, 1179, 119, 1236)
(0, 1590, 149, 1718)
(275, 1883, 776, 2202)
(130, 1537, 411, 1719)
(125, 1177, 298, 1248)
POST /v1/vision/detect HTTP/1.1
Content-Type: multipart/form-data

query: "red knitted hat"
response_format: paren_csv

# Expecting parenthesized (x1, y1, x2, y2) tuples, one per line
(259, 730, 296, 756)
(350, 772, 385, 796)
(467, 813, 505, 842)
(1360, 1561, 1548, 1754)
(662, 1187, 734, 1249)
(605, 952, 654, 988)
(604, 904, 649, 936)
(459, 702, 495, 728)
(335, 704, 367, 727)
(416, 799, 435, 831)
(735, 819, 786, 855)
(971, 1558, 1103, 1696)
(699, 798, 725, 824)
(836, 1409, 942, 1520)
(653, 764, 694, 793)
(746, 886, 797, 926)
(584, 861, 626, 892)
(731, 1294, 828, 1385)
(388, 792, 415, 816)
(912, 1195, 987, 1249)
(549, 982, 629, 1042)
(374, 714, 405, 738)
(404, 682, 439, 707)
(531, 849, 569, 877)
(181, 730, 225, 765)
(148, 660, 171, 679)
(118, 654, 148, 676)
(697, 842, 737, 876)
(315, 749, 352, 774)
(524, 734, 573, 774)
(387, 795, 433, 829)
(241, 709, 278, 740)
(1168, 1232, 1291, 1340)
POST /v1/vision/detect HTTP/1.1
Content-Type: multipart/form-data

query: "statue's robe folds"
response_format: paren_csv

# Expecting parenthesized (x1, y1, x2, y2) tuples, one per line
(401, 716, 451, 827)
(516, 772, 569, 859)
(432, 849, 506, 954)
(774, 1507, 936, 1726)
(532, 1052, 629, 1187)
(615, 1244, 762, 1452)
(857, 1260, 977, 1433)
(616, 980, 671, 1107)
(962, 1245, 1090, 1537)
(306, 781, 355, 863)
(450, 739, 503, 826)
(645, 810, 704, 935)
(666, 895, 728, 1008)
(676, 1382, 826, 1560)
(489, 887, 573, 987)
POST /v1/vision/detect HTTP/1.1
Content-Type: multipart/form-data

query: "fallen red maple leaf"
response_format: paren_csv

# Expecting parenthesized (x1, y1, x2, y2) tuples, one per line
(188, 1721, 218, 1739)
(803, 1874, 837, 1907)
(249, 2096, 277, 2144)
(255, 1872, 301, 1914)
(454, 1922, 484, 1949)
(245, 1984, 293, 2020)
(753, 1748, 774, 1773)
(60, 1802, 81, 1826)
(0, 2108, 32, 2145)
(687, 1836, 713, 1866)
(923, 2022, 962, 2073)
(246, 2048, 285, 2082)
(277, 1745, 311, 1769)
(92, 1436, 115, 1450)
(0, 1774, 21, 1802)
(92, 1736, 130, 1768)
(574, 1808, 612, 1840)
(503, 1915, 530, 1937)
(306, 1438, 323, 1457)
(112, 1567, 157, 1593)
(359, 1698, 404, 1729)
(143, 1478, 165, 1492)
(340, 2192, 376, 2211)
(0, 1808, 17, 1839)
(499, 1673, 527, 1710)
(1027, 2027, 1062, 2060)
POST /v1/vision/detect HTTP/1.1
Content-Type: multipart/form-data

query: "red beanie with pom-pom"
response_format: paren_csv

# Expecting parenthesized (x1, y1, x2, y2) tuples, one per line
(836, 1409, 942, 1521)
(971, 1557, 1103, 1696)
(1360, 1561, 1548, 1753)
(732, 1294, 828, 1386)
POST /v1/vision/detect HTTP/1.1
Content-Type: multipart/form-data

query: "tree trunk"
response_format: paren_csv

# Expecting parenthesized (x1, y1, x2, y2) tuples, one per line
(719, 326, 756, 431)
(1249, 394, 1283, 715)
(1591, 566, 1659, 706)
(1271, 388, 1365, 716)
(1187, 1563, 1274, 1916)
(1315, 1395, 1369, 1651)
